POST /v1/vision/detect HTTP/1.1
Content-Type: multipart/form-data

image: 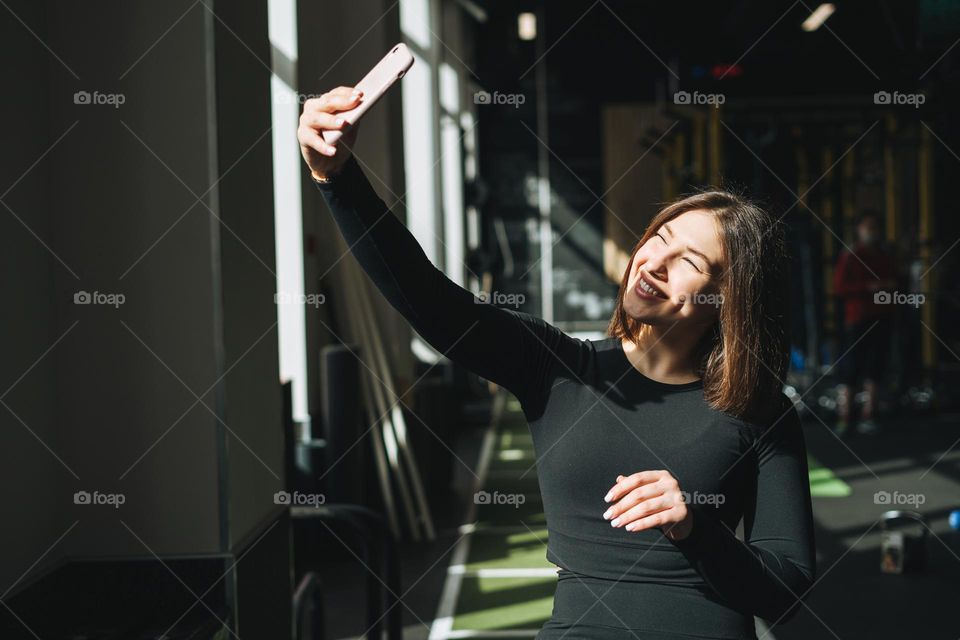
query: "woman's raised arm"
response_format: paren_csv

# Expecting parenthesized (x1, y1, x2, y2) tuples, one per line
(298, 87, 581, 409)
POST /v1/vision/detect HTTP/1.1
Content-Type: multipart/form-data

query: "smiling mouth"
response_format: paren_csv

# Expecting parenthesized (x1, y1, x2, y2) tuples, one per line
(636, 273, 668, 299)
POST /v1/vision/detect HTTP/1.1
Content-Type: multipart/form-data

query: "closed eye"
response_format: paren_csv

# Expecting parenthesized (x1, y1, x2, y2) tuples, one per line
(656, 233, 705, 273)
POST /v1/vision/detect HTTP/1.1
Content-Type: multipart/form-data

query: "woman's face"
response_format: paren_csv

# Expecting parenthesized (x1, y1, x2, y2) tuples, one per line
(623, 209, 725, 330)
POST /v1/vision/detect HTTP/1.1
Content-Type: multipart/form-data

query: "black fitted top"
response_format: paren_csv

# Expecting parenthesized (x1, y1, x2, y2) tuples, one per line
(315, 155, 817, 635)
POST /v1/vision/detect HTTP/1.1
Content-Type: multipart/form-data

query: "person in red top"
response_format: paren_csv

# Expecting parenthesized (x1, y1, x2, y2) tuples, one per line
(832, 210, 897, 436)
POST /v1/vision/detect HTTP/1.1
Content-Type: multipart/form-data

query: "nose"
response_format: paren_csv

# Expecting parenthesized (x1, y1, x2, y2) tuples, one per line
(643, 248, 669, 280)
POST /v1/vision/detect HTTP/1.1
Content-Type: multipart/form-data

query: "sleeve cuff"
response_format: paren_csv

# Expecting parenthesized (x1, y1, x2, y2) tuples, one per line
(311, 154, 361, 188)
(669, 503, 715, 554)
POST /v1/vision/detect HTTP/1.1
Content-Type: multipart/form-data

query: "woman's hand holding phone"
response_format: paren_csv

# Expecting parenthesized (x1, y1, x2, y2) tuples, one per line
(297, 43, 413, 180)
(297, 86, 363, 181)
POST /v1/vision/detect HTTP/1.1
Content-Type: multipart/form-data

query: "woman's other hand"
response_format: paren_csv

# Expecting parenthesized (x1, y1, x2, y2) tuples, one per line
(601, 471, 695, 541)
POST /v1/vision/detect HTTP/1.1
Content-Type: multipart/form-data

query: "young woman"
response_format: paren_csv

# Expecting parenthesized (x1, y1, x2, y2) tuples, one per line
(298, 86, 816, 639)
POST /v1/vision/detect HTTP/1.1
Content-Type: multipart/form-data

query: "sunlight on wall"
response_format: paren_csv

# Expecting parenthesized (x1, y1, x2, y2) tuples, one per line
(268, 0, 310, 428)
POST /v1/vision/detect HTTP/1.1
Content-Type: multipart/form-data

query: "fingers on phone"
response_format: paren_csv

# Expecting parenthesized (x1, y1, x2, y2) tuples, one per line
(305, 111, 345, 131)
(302, 89, 363, 116)
(332, 85, 364, 98)
(330, 93, 362, 110)
(318, 136, 337, 157)
(333, 85, 362, 96)
(303, 128, 337, 157)
(314, 90, 362, 111)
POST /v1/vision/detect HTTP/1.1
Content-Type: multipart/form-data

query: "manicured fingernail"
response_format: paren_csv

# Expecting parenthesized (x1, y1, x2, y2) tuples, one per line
(352, 89, 362, 96)
(335, 118, 343, 125)
(602, 508, 612, 520)
(604, 491, 613, 503)
(610, 517, 620, 527)
(625, 523, 635, 531)
(324, 146, 336, 156)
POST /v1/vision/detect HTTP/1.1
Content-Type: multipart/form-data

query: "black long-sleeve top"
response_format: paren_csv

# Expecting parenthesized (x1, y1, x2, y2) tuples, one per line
(314, 154, 817, 637)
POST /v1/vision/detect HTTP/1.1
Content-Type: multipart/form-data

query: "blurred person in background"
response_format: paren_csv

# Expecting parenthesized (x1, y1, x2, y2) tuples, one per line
(833, 210, 897, 436)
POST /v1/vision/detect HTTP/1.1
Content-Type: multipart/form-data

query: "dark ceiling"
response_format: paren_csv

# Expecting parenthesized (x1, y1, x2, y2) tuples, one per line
(474, 0, 960, 104)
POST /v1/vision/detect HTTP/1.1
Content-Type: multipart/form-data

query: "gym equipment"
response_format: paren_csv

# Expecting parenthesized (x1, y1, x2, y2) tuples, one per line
(879, 510, 928, 574)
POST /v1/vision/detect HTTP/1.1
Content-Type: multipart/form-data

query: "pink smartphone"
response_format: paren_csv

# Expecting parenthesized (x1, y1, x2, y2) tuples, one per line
(322, 43, 414, 144)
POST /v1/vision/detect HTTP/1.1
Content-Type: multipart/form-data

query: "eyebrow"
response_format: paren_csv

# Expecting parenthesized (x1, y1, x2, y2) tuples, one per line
(662, 222, 713, 271)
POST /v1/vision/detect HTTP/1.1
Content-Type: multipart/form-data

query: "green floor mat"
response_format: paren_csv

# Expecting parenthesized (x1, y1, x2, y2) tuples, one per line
(808, 454, 852, 497)
(452, 575, 556, 631)
(466, 529, 553, 570)
(487, 452, 539, 473)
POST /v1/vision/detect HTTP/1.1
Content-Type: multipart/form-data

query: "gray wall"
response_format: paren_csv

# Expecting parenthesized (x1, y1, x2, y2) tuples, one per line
(1, 0, 63, 592)
(2, 0, 284, 595)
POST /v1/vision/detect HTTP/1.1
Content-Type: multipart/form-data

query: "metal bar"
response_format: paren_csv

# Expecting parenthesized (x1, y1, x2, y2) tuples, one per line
(534, 0, 553, 323)
(350, 254, 436, 540)
(884, 113, 898, 243)
(335, 252, 402, 540)
(918, 125, 935, 371)
(344, 260, 421, 540)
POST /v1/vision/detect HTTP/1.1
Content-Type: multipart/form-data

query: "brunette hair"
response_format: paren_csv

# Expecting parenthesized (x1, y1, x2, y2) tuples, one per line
(606, 189, 789, 423)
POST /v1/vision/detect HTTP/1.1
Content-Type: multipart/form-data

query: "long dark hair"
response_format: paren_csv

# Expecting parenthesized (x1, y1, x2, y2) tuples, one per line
(606, 188, 789, 423)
